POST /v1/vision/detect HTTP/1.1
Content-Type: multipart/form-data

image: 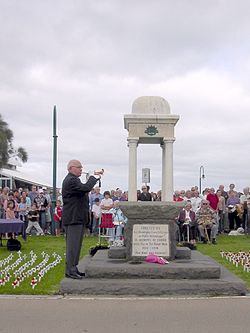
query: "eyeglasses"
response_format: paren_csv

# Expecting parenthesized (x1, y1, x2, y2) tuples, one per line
(202, 203, 208, 205)
(72, 166, 82, 169)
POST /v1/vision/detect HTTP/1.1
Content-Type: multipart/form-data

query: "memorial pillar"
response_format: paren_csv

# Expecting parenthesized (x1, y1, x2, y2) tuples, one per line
(127, 138, 139, 201)
(161, 137, 175, 201)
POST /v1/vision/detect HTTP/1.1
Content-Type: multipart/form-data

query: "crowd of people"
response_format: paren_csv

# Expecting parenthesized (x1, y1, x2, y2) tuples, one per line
(0, 182, 249, 245)
(0, 186, 62, 236)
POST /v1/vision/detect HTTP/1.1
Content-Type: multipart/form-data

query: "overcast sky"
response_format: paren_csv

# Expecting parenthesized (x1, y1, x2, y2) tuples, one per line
(1, 0, 250, 193)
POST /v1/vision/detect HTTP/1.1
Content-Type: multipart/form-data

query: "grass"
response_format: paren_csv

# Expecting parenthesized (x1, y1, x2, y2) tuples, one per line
(1, 234, 250, 294)
(197, 234, 250, 289)
(0, 235, 99, 295)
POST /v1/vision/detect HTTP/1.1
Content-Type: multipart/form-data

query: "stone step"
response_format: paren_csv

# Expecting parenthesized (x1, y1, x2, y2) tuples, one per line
(84, 250, 220, 279)
(59, 250, 247, 297)
(60, 276, 246, 297)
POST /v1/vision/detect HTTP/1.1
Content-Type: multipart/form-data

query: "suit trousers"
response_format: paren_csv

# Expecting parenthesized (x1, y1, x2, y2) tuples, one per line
(65, 224, 84, 274)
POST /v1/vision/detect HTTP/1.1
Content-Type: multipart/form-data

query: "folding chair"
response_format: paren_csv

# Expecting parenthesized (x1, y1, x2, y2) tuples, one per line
(98, 213, 114, 245)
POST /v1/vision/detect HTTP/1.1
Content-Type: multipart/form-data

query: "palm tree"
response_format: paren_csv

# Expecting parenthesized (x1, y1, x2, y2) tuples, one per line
(0, 114, 13, 168)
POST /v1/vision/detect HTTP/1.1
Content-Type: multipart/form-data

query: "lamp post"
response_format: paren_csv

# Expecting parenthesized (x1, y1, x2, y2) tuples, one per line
(51, 105, 58, 235)
(199, 166, 205, 194)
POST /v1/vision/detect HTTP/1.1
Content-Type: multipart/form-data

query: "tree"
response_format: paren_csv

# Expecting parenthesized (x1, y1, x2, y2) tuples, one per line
(17, 147, 28, 163)
(0, 114, 28, 168)
(0, 114, 13, 168)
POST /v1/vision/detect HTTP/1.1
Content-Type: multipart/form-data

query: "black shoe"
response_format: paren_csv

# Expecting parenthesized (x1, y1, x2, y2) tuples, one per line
(212, 238, 217, 245)
(65, 273, 82, 280)
(76, 269, 85, 277)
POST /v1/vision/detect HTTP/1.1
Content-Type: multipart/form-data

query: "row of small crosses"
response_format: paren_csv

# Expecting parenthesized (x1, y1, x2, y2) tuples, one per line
(220, 251, 250, 271)
(0, 251, 62, 289)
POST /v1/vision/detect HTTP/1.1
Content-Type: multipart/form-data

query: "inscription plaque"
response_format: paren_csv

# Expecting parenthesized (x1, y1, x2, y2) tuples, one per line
(132, 224, 169, 257)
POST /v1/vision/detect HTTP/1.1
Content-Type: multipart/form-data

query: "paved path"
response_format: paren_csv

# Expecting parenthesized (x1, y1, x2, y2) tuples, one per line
(1, 295, 250, 332)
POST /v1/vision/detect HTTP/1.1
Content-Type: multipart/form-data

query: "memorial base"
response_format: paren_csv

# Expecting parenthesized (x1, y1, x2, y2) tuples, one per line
(60, 249, 247, 296)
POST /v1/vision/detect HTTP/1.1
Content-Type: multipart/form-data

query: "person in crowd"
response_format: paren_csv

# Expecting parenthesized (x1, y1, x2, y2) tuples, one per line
(34, 189, 48, 233)
(151, 192, 158, 201)
(173, 190, 184, 202)
(138, 185, 152, 201)
(100, 191, 114, 244)
(110, 189, 115, 200)
(18, 196, 29, 222)
(54, 199, 63, 237)
(122, 191, 128, 201)
(110, 200, 128, 245)
(0, 187, 9, 201)
(4, 192, 18, 217)
(226, 191, 242, 230)
(228, 183, 238, 197)
(100, 191, 114, 213)
(240, 187, 250, 230)
(156, 190, 161, 201)
(183, 190, 192, 201)
(207, 188, 219, 211)
(196, 199, 218, 244)
(26, 203, 44, 236)
(190, 190, 202, 212)
(89, 186, 104, 234)
(202, 188, 210, 200)
(112, 188, 127, 201)
(91, 197, 101, 236)
(216, 189, 226, 233)
(190, 186, 197, 197)
(179, 190, 186, 200)
(20, 191, 31, 211)
(28, 185, 38, 204)
(62, 159, 102, 279)
(177, 202, 197, 244)
(13, 189, 21, 204)
(5, 200, 16, 219)
(42, 187, 52, 235)
(218, 185, 228, 202)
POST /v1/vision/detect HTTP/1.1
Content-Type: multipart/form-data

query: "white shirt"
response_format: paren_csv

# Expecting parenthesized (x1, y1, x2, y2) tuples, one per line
(92, 204, 101, 218)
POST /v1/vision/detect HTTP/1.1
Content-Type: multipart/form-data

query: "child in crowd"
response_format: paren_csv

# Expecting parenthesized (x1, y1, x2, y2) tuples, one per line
(5, 200, 16, 238)
(54, 200, 63, 237)
(5, 200, 16, 219)
(92, 198, 101, 235)
(110, 200, 127, 246)
(26, 203, 44, 236)
(18, 197, 28, 222)
(100, 191, 114, 244)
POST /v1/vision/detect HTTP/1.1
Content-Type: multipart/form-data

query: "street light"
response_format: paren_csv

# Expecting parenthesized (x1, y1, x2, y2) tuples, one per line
(199, 166, 205, 194)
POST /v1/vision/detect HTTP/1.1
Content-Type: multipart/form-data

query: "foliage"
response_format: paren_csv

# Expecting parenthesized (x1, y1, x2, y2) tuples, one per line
(16, 146, 28, 163)
(0, 114, 13, 168)
(0, 113, 28, 167)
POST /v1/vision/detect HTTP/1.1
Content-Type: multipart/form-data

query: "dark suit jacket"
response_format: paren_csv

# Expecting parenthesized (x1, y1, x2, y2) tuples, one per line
(62, 173, 98, 226)
(138, 192, 152, 201)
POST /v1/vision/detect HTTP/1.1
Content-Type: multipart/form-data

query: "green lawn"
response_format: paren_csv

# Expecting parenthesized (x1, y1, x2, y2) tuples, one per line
(197, 234, 250, 289)
(0, 234, 250, 295)
(0, 235, 98, 295)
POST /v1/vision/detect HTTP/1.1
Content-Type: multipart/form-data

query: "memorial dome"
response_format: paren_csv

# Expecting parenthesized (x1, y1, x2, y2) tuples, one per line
(132, 96, 170, 115)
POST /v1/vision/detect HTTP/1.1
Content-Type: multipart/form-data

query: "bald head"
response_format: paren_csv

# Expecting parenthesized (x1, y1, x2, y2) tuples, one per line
(67, 159, 83, 177)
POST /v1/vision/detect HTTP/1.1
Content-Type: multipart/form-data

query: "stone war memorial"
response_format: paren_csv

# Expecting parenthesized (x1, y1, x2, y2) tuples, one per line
(60, 96, 247, 297)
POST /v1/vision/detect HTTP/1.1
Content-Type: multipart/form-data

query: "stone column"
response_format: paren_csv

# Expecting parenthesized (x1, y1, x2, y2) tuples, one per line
(127, 138, 139, 201)
(161, 137, 175, 201)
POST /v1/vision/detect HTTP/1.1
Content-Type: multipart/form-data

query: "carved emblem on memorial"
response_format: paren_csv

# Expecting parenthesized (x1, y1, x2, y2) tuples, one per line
(144, 125, 158, 136)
